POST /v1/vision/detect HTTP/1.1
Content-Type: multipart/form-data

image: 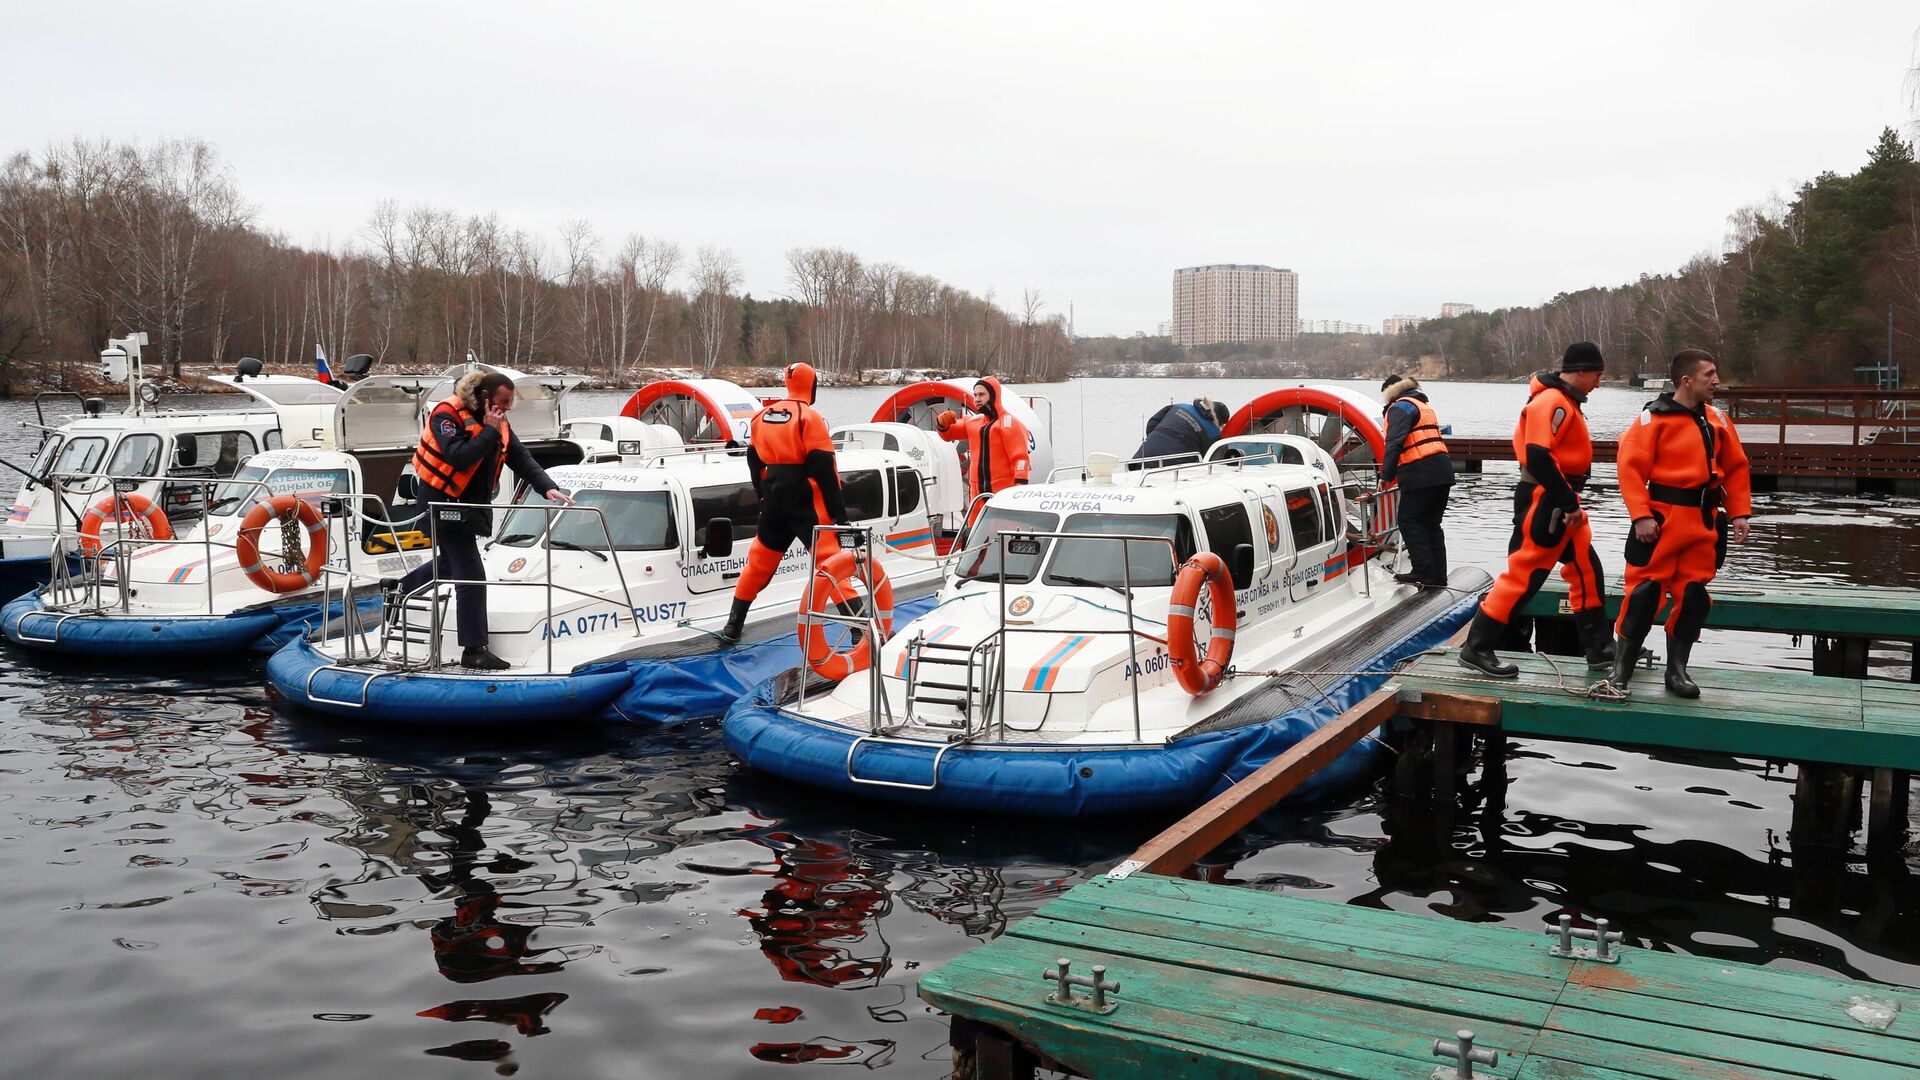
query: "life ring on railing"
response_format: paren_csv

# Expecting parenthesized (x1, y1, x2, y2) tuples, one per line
(78, 493, 173, 555)
(1167, 551, 1237, 695)
(800, 550, 895, 681)
(235, 495, 329, 594)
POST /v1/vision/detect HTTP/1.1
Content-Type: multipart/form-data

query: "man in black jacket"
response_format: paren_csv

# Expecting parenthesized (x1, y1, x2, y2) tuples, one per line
(1379, 374, 1453, 587)
(1131, 397, 1231, 468)
(398, 370, 571, 670)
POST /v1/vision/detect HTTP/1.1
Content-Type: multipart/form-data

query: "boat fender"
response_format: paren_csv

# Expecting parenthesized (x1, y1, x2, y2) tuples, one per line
(800, 550, 894, 681)
(78, 493, 174, 555)
(236, 495, 329, 594)
(1168, 552, 1236, 695)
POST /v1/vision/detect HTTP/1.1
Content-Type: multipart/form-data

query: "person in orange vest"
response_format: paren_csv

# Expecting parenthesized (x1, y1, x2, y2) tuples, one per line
(718, 362, 851, 644)
(935, 377, 1032, 512)
(1379, 374, 1453, 588)
(1607, 348, 1752, 697)
(397, 370, 572, 670)
(1459, 342, 1612, 677)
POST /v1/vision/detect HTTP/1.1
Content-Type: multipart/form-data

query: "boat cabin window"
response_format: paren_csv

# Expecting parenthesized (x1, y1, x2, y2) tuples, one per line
(209, 466, 351, 516)
(690, 482, 761, 548)
(264, 430, 284, 451)
(171, 432, 258, 478)
(842, 468, 885, 521)
(1044, 512, 1191, 589)
(956, 507, 1058, 583)
(1317, 483, 1340, 542)
(1284, 488, 1324, 551)
(890, 467, 922, 516)
(496, 489, 678, 552)
(53, 436, 109, 477)
(1199, 503, 1255, 588)
(31, 435, 64, 476)
(107, 433, 163, 478)
(1211, 440, 1305, 466)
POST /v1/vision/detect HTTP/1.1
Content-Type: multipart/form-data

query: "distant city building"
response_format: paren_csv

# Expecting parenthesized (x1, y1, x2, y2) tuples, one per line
(1383, 314, 1427, 335)
(1155, 320, 1173, 338)
(1299, 318, 1375, 335)
(1439, 302, 1478, 319)
(1171, 264, 1299, 347)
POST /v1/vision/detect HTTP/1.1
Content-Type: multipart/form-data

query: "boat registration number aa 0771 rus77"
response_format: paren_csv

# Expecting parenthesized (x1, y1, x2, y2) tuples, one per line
(539, 601, 691, 639)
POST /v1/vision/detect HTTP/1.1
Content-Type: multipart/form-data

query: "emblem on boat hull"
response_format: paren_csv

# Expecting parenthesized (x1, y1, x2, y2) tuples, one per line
(1009, 594, 1034, 617)
(507, 557, 527, 573)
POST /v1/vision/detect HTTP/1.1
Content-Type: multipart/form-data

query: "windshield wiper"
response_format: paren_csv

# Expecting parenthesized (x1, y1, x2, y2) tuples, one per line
(491, 532, 541, 545)
(547, 538, 609, 562)
(1049, 573, 1130, 598)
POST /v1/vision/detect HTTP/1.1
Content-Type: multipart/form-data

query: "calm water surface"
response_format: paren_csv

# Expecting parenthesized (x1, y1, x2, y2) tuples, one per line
(2, 378, 1918, 1078)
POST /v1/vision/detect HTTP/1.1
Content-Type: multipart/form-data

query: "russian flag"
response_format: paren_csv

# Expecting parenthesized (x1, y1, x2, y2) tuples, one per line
(314, 342, 332, 384)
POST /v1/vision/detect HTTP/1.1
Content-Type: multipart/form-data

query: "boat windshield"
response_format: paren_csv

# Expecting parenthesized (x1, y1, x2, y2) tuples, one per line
(30, 435, 64, 477)
(955, 507, 1059, 583)
(209, 466, 351, 516)
(495, 489, 678, 552)
(1044, 513, 1189, 589)
(53, 435, 109, 477)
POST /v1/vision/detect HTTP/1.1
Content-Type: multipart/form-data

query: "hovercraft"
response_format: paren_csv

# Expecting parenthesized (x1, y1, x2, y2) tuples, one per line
(267, 377, 1057, 726)
(2, 361, 604, 660)
(724, 386, 1486, 816)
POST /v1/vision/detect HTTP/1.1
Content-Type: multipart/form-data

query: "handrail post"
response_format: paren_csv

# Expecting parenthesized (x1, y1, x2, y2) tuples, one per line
(1123, 538, 1142, 743)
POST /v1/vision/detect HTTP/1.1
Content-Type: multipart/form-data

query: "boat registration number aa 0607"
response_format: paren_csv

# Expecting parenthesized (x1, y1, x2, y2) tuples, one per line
(539, 601, 689, 639)
(1123, 650, 1171, 679)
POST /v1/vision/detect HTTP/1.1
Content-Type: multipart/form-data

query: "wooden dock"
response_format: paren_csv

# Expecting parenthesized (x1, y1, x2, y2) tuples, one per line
(1516, 577, 1920, 680)
(924, 872, 1920, 1079)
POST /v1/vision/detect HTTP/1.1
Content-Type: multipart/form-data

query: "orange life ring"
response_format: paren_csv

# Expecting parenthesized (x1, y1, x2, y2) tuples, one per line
(235, 495, 329, 594)
(1167, 551, 1237, 695)
(800, 550, 895, 681)
(78, 493, 173, 555)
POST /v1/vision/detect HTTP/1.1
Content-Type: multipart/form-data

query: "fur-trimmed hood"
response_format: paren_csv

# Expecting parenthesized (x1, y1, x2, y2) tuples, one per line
(455, 370, 490, 416)
(1382, 375, 1421, 405)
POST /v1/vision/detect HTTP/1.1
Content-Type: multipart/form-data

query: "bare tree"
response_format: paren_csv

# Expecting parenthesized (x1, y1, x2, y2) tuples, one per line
(689, 245, 741, 376)
(787, 246, 871, 377)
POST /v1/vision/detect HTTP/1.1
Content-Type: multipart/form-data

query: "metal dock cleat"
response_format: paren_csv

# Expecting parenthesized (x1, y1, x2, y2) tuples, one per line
(1546, 913, 1626, 962)
(1431, 1029, 1499, 1079)
(1040, 957, 1120, 1015)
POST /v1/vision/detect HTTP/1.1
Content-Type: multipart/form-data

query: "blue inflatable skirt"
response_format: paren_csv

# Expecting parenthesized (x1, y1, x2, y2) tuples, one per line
(1, 592, 380, 661)
(268, 593, 941, 728)
(723, 588, 1478, 817)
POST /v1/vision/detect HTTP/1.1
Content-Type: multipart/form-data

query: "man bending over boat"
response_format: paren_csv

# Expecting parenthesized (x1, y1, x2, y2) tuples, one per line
(718, 362, 851, 644)
(1459, 343, 1612, 677)
(1129, 396, 1231, 469)
(397, 370, 572, 670)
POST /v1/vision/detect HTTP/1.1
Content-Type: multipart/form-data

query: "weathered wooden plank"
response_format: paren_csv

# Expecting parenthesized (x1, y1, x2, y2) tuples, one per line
(1555, 983, 1920, 1066)
(1527, 1025, 1873, 1080)
(1118, 686, 1403, 878)
(1565, 955, 1920, 1044)
(922, 966, 1348, 1079)
(1012, 913, 1559, 1027)
(933, 934, 1546, 1070)
(1038, 896, 1566, 1004)
(1518, 577, 1920, 638)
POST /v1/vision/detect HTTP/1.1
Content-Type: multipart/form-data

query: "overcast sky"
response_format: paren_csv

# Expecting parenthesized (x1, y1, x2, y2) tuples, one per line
(11, 2, 1919, 336)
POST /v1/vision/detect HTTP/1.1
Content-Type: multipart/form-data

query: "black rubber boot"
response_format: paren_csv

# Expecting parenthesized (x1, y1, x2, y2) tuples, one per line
(1458, 610, 1519, 678)
(1575, 608, 1617, 668)
(1665, 637, 1700, 699)
(1607, 583, 1660, 693)
(717, 598, 751, 644)
(1606, 636, 1640, 690)
(461, 647, 511, 671)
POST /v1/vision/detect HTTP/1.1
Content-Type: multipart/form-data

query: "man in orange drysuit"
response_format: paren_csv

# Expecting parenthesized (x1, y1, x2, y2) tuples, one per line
(1607, 348, 1751, 698)
(718, 362, 851, 643)
(936, 377, 1032, 516)
(1459, 342, 1613, 677)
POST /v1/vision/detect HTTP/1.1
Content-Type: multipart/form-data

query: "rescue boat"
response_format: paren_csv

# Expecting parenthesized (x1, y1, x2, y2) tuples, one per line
(0, 336, 340, 599)
(723, 386, 1488, 817)
(1, 362, 609, 660)
(264, 378, 1001, 726)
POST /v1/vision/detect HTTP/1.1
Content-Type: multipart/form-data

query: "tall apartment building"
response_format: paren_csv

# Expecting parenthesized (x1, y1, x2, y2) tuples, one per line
(1171, 264, 1299, 347)
(1299, 318, 1375, 335)
(1383, 315, 1426, 336)
(1439, 302, 1478, 319)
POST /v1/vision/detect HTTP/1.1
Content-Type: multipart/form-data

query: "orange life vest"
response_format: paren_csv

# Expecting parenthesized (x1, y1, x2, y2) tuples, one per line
(1394, 397, 1449, 465)
(412, 398, 508, 499)
(749, 397, 834, 463)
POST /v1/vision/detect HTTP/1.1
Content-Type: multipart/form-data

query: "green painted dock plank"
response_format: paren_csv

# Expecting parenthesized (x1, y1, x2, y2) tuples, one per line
(921, 873, 1920, 1079)
(1398, 649, 1920, 771)
(1518, 577, 1920, 638)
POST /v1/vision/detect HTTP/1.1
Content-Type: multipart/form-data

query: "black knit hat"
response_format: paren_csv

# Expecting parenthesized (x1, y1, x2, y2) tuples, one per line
(1561, 342, 1604, 372)
(1212, 401, 1230, 426)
